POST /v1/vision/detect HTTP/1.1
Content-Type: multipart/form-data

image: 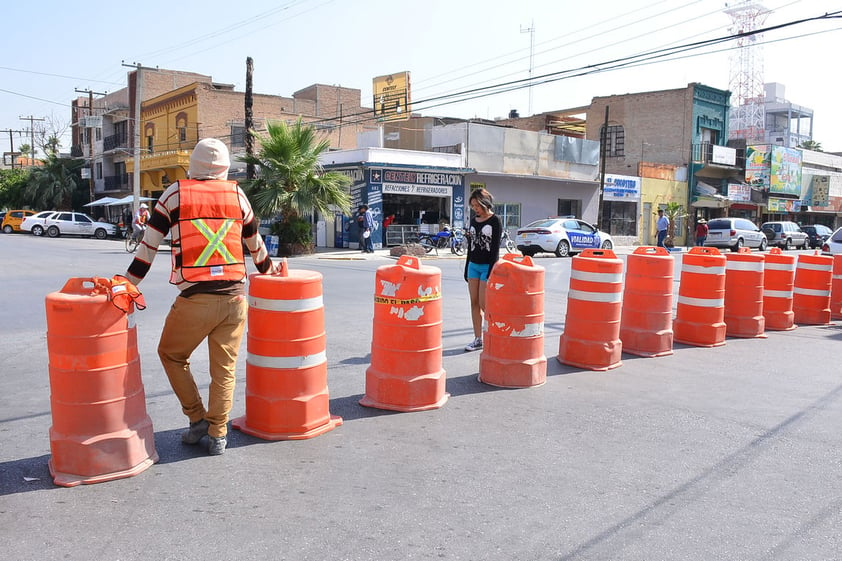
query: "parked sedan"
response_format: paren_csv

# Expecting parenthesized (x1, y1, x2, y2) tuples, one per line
(516, 217, 613, 257)
(821, 227, 842, 255)
(39, 212, 118, 239)
(20, 211, 58, 236)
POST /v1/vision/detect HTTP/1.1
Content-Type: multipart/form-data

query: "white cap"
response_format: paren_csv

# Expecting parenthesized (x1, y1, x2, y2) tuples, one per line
(189, 138, 230, 180)
(140, 203, 148, 209)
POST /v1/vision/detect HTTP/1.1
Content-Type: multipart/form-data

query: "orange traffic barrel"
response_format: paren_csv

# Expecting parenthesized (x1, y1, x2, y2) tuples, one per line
(830, 255, 842, 320)
(793, 252, 833, 325)
(46, 278, 158, 487)
(763, 248, 797, 331)
(360, 255, 448, 411)
(619, 246, 674, 357)
(557, 249, 624, 371)
(479, 254, 546, 388)
(232, 262, 342, 440)
(673, 247, 727, 347)
(724, 248, 766, 338)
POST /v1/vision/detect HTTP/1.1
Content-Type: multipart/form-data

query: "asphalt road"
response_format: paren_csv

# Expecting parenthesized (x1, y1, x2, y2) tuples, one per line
(1, 233, 840, 561)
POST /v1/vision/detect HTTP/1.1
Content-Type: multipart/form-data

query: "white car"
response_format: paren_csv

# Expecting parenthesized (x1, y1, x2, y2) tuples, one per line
(821, 227, 842, 255)
(516, 217, 614, 257)
(19, 211, 59, 236)
(28, 211, 118, 239)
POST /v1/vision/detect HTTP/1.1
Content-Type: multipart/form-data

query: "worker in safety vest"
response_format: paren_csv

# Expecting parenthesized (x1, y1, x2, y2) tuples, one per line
(124, 138, 279, 456)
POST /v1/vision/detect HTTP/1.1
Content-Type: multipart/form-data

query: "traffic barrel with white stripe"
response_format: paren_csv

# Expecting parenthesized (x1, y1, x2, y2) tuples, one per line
(232, 262, 342, 440)
(763, 248, 796, 331)
(557, 249, 624, 371)
(724, 248, 766, 338)
(46, 277, 158, 487)
(619, 246, 674, 357)
(793, 252, 833, 325)
(479, 254, 546, 388)
(830, 255, 842, 321)
(360, 255, 448, 411)
(673, 247, 727, 347)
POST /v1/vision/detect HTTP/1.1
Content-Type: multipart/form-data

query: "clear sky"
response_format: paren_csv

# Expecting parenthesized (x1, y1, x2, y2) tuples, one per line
(1, 0, 840, 155)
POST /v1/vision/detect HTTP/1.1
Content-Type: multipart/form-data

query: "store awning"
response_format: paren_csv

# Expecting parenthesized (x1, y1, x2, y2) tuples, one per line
(83, 196, 121, 207)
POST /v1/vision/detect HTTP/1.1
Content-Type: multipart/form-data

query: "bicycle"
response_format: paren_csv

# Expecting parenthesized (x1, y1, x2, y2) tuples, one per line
(500, 230, 517, 253)
(125, 226, 145, 253)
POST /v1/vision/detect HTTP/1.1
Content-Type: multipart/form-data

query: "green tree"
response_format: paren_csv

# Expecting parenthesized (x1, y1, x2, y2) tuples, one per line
(663, 201, 687, 248)
(239, 118, 351, 245)
(0, 168, 31, 209)
(798, 140, 822, 152)
(24, 155, 84, 210)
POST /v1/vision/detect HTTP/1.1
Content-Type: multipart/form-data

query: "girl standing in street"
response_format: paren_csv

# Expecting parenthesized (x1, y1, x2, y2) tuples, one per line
(464, 188, 502, 352)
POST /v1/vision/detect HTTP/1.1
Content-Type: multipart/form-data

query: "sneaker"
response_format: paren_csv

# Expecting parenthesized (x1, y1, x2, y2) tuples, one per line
(464, 337, 483, 352)
(208, 435, 227, 456)
(181, 419, 209, 444)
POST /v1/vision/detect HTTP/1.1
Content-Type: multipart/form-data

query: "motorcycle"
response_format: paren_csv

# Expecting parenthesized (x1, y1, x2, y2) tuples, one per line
(417, 226, 465, 255)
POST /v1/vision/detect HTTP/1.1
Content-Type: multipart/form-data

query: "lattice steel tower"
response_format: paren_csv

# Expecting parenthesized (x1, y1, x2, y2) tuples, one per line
(725, 1, 770, 144)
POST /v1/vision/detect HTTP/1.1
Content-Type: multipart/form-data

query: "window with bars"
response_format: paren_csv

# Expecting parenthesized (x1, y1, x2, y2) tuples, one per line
(600, 125, 625, 157)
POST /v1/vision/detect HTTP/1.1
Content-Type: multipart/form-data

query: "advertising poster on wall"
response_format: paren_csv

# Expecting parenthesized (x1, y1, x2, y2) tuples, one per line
(802, 174, 830, 207)
(769, 146, 803, 196)
(745, 145, 769, 189)
(768, 197, 801, 212)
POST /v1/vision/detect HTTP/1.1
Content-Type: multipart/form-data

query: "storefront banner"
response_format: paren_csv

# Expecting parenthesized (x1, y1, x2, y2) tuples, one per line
(727, 183, 751, 202)
(603, 174, 641, 201)
(712, 145, 736, 166)
(382, 183, 451, 197)
(769, 146, 802, 196)
(768, 197, 801, 212)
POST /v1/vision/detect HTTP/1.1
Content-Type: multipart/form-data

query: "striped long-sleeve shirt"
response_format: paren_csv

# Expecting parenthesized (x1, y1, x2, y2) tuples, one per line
(125, 180, 273, 295)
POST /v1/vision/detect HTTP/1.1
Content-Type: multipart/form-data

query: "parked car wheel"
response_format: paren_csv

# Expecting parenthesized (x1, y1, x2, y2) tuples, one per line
(2, 225, 12, 234)
(601, 240, 613, 250)
(759, 238, 767, 251)
(94, 228, 108, 240)
(555, 240, 570, 258)
(47, 225, 60, 238)
(520, 248, 538, 257)
(31, 225, 44, 236)
(784, 238, 792, 250)
(731, 238, 744, 252)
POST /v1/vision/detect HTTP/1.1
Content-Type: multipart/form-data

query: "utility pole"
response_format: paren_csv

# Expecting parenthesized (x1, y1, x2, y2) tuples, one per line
(122, 62, 154, 216)
(245, 57, 255, 181)
(1, 128, 26, 169)
(597, 105, 610, 229)
(18, 115, 45, 162)
(520, 20, 535, 116)
(75, 88, 107, 204)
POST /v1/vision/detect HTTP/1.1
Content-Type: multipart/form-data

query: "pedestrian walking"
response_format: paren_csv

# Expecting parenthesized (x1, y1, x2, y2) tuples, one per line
(656, 209, 669, 247)
(464, 187, 502, 352)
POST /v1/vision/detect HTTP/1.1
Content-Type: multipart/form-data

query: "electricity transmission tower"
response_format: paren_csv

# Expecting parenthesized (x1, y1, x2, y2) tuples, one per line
(725, 1, 771, 144)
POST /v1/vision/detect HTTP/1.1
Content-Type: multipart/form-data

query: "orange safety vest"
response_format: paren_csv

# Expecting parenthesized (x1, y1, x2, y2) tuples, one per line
(178, 179, 247, 282)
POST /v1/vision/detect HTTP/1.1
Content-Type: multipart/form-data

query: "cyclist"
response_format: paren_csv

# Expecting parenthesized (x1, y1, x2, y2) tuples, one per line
(132, 203, 150, 242)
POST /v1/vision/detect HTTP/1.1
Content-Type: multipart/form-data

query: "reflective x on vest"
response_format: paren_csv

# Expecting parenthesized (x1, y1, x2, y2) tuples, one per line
(192, 218, 238, 266)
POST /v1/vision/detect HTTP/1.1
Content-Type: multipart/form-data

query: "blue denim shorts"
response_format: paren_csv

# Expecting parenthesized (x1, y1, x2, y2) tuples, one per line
(467, 262, 491, 281)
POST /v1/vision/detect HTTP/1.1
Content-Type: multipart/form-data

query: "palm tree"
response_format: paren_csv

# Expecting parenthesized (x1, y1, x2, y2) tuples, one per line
(663, 201, 687, 248)
(24, 155, 81, 210)
(239, 118, 351, 248)
(798, 140, 822, 152)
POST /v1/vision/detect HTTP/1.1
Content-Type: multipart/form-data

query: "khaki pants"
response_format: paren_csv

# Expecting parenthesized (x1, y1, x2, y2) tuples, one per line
(157, 293, 248, 438)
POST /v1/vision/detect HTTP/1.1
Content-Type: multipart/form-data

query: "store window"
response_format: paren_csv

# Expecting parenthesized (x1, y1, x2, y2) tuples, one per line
(601, 200, 637, 236)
